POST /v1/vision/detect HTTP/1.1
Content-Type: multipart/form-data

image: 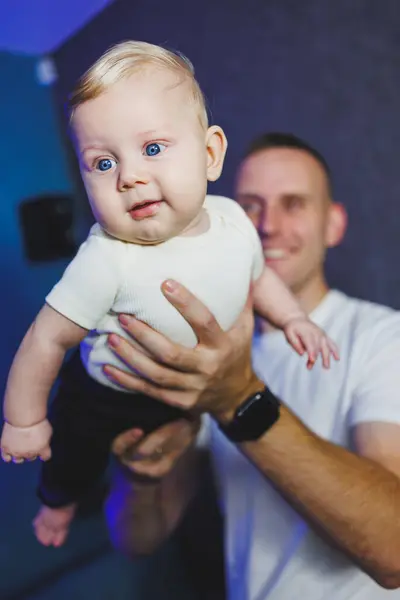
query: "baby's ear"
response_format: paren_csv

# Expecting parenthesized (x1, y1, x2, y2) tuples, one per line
(206, 126, 228, 182)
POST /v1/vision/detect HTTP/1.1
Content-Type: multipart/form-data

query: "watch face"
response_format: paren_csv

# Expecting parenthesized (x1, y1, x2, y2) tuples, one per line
(221, 388, 280, 442)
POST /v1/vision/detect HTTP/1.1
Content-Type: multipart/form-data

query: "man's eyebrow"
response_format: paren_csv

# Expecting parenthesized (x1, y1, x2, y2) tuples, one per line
(236, 193, 265, 203)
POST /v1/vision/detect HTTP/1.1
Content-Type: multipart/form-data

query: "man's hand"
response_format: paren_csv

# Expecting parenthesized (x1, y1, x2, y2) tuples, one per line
(107, 418, 204, 556)
(104, 280, 263, 423)
(112, 418, 201, 480)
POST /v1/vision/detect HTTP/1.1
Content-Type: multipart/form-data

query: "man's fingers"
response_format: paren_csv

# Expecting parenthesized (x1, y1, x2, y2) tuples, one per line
(114, 419, 198, 475)
(112, 318, 199, 373)
(131, 454, 177, 478)
(134, 419, 195, 458)
(107, 335, 196, 384)
(104, 362, 200, 409)
(131, 456, 171, 478)
(112, 283, 254, 392)
(161, 280, 225, 347)
(126, 420, 198, 477)
(111, 428, 144, 456)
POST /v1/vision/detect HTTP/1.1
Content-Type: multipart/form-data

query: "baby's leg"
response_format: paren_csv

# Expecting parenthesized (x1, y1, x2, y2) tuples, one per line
(34, 354, 115, 547)
(33, 348, 192, 547)
(33, 503, 77, 547)
(34, 421, 112, 546)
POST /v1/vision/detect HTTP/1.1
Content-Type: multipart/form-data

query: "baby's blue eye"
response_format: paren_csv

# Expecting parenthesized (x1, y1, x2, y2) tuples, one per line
(96, 158, 115, 172)
(145, 143, 166, 157)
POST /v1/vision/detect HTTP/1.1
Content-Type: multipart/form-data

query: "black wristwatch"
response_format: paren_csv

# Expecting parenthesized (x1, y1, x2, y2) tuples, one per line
(218, 386, 280, 443)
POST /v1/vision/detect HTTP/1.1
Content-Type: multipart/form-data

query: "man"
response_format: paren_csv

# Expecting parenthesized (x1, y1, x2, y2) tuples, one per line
(104, 133, 400, 599)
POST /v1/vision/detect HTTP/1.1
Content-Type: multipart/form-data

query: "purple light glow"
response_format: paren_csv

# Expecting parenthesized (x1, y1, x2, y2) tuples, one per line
(0, 0, 115, 55)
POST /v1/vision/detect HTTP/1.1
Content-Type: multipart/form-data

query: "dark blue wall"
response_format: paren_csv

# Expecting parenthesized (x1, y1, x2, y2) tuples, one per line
(0, 51, 73, 394)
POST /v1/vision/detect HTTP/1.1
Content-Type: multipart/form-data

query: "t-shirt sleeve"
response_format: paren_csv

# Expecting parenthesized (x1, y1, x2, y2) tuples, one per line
(349, 315, 400, 426)
(45, 229, 121, 330)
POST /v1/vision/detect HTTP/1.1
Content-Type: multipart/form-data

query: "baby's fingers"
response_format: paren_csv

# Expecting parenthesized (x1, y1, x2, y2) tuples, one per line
(319, 336, 340, 369)
(320, 337, 332, 369)
(300, 333, 320, 368)
(1, 450, 12, 463)
(327, 338, 340, 361)
(39, 446, 52, 462)
(286, 329, 306, 356)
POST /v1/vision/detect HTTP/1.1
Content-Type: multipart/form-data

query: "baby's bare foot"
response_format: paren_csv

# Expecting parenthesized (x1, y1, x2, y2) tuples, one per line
(33, 503, 77, 547)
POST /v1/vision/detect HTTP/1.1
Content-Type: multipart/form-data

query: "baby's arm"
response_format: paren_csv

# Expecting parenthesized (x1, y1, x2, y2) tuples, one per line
(2, 227, 122, 462)
(253, 266, 339, 368)
(253, 266, 306, 327)
(1, 304, 88, 461)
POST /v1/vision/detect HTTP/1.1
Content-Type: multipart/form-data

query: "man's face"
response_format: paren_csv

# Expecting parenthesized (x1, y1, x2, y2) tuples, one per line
(73, 68, 213, 244)
(235, 147, 338, 295)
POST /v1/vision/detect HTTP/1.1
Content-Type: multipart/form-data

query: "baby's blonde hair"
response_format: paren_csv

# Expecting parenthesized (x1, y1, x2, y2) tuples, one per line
(69, 40, 208, 129)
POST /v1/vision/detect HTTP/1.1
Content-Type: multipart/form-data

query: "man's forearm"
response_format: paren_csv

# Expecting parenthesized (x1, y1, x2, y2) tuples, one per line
(238, 404, 400, 588)
(106, 466, 167, 556)
(106, 446, 201, 557)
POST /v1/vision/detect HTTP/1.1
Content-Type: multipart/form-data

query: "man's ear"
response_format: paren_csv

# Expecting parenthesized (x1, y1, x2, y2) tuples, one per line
(206, 126, 228, 182)
(325, 202, 348, 248)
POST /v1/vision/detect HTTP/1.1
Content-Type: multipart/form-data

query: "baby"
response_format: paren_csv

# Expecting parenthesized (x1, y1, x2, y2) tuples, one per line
(1, 41, 338, 547)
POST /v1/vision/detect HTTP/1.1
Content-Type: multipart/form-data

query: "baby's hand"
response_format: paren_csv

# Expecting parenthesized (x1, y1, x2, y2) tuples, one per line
(1, 419, 52, 463)
(284, 317, 339, 369)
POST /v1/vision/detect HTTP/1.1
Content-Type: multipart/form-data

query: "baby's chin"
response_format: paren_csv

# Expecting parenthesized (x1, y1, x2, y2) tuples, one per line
(103, 226, 171, 246)
(103, 215, 197, 245)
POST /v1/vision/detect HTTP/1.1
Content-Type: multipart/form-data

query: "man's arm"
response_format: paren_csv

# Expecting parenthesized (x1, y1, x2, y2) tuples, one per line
(105, 419, 204, 557)
(104, 280, 400, 588)
(227, 407, 400, 589)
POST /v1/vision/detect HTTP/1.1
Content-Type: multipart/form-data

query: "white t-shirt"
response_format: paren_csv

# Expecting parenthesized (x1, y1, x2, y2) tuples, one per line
(46, 195, 263, 389)
(209, 290, 400, 600)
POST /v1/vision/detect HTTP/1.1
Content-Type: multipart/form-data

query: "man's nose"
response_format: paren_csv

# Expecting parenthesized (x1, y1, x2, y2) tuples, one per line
(257, 204, 282, 238)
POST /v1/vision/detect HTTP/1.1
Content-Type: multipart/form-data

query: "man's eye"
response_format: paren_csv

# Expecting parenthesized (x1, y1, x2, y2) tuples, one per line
(242, 202, 261, 215)
(96, 158, 116, 172)
(144, 143, 166, 157)
(287, 196, 303, 208)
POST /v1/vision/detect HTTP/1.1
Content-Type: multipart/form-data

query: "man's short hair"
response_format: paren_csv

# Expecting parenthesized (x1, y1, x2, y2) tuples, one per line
(244, 132, 333, 194)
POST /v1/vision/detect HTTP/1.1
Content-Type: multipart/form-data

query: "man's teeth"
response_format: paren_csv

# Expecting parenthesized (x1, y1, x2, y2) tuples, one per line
(264, 249, 286, 259)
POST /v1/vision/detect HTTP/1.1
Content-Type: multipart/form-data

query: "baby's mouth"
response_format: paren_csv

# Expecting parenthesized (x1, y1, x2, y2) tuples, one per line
(129, 200, 163, 220)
